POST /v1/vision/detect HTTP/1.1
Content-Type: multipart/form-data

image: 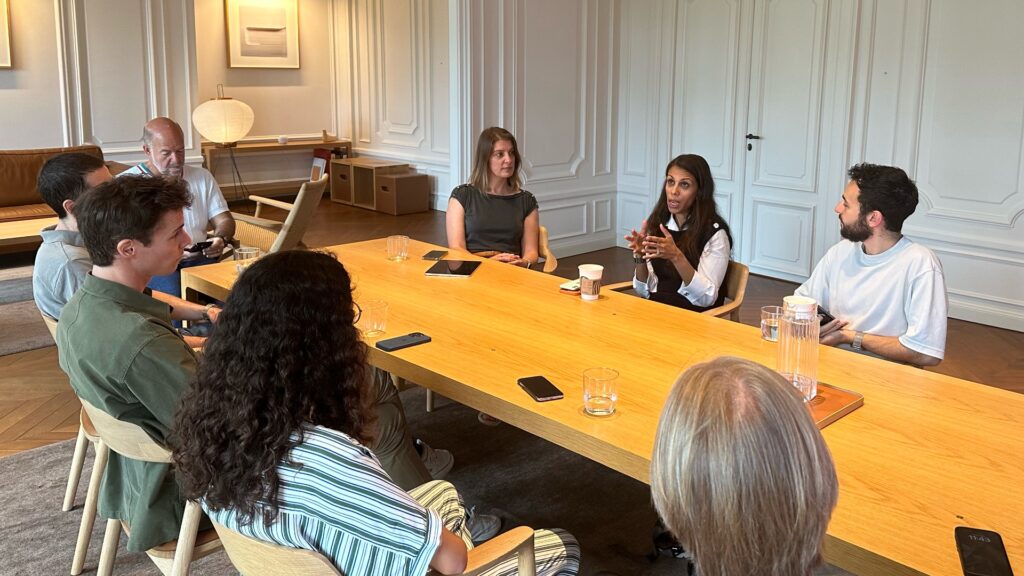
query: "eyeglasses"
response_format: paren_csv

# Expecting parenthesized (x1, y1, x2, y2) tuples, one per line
(353, 302, 362, 324)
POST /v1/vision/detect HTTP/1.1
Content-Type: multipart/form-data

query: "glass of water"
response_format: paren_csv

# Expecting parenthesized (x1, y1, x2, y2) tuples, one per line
(761, 306, 783, 342)
(583, 367, 619, 416)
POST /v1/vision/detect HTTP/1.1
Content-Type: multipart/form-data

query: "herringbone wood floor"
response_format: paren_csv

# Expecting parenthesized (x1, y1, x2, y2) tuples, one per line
(1, 200, 1021, 457)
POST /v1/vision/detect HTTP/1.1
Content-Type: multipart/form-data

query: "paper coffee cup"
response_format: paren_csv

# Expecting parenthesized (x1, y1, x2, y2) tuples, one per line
(578, 264, 604, 301)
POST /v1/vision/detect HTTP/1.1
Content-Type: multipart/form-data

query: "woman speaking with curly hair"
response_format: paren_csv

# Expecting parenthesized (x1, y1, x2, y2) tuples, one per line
(172, 250, 579, 575)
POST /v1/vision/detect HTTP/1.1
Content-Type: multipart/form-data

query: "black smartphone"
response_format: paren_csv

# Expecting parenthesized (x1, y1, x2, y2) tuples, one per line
(185, 240, 213, 253)
(422, 250, 448, 261)
(376, 332, 432, 352)
(955, 526, 1014, 576)
(817, 305, 836, 326)
(517, 376, 564, 402)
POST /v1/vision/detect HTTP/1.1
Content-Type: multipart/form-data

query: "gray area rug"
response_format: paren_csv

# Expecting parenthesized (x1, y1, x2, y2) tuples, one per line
(0, 264, 55, 357)
(0, 385, 848, 575)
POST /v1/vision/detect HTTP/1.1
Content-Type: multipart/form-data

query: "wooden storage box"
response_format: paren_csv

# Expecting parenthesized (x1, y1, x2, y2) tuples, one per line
(330, 158, 409, 209)
(375, 173, 431, 215)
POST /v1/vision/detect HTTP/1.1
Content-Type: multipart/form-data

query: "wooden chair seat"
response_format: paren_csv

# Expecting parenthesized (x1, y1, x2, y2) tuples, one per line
(604, 260, 750, 321)
(213, 519, 536, 576)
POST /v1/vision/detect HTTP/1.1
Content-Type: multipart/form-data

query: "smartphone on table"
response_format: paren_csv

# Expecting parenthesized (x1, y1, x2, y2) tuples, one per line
(955, 526, 1014, 576)
(518, 376, 564, 402)
(422, 250, 448, 261)
(375, 332, 432, 352)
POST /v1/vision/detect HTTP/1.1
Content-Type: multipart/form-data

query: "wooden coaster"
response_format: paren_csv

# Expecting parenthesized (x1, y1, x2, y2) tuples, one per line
(809, 381, 864, 429)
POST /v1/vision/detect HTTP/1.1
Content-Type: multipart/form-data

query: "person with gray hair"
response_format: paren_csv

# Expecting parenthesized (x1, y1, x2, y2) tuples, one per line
(120, 117, 235, 299)
(651, 356, 838, 576)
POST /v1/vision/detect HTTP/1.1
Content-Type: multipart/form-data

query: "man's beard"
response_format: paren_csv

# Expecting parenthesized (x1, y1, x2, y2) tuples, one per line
(839, 214, 871, 242)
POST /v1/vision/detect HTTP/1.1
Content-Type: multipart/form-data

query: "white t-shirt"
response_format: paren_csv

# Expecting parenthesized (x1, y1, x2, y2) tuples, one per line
(120, 163, 229, 246)
(796, 237, 948, 359)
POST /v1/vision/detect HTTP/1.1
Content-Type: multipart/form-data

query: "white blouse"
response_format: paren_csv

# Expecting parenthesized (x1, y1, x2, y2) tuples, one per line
(632, 218, 731, 307)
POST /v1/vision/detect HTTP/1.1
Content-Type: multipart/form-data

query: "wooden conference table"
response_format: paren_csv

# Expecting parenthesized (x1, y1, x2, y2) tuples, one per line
(181, 237, 1023, 576)
(0, 216, 58, 247)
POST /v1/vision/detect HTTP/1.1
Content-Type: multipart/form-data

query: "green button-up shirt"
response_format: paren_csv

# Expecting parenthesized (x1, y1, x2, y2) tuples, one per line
(57, 274, 198, 552)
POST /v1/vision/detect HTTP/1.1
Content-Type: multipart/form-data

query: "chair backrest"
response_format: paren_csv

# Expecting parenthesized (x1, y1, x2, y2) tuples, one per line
(40, 313, 59, 340)
(538, 225, 558, 273)
(270, 174, 329, 253)
(703, 260, 750, 321)
(212, 520, 343, 576)
(79, 399, 173, 463)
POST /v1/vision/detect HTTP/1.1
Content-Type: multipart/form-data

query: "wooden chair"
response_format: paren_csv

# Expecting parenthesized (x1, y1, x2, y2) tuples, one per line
(212, 519, 537, 576)
(538, 225, 558, 273)
(231, 174, 329, 253)
(42, 312, 105, 575)
(78, 399, 222, 576)
(605, 260, 750, 322)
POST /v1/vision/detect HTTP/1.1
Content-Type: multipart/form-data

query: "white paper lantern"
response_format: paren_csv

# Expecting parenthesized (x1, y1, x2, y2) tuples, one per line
(192, 97, 254, 146)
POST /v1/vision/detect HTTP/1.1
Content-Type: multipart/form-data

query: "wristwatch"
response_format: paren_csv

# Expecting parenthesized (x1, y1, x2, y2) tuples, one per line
(633, 254, 645, 264)
(202, 303, 217, 322)
(852, 331, 865, 351)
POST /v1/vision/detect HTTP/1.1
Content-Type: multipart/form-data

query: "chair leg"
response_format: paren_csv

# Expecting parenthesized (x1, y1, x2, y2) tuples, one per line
(425, 389, 435, 412)
(169, 501, 203, 576)
(71, 441, 108, 575)
(96, 518, 122, 576)
(62, 424, 89, 511)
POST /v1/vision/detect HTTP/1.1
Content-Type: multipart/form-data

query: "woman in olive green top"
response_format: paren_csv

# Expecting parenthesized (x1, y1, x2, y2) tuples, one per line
(446, 127, 540, 268)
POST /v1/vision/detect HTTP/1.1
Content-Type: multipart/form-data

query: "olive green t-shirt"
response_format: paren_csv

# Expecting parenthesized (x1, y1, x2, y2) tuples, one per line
(451, 184, 538, 254)
(57, 274, 199, 552)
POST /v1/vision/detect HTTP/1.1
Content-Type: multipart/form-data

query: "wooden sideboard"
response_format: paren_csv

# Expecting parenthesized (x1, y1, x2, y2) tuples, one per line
(201, 140, 352, 200)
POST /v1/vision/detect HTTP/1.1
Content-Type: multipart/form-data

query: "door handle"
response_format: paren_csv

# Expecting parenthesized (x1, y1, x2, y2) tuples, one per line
(745, 133, 762, 140)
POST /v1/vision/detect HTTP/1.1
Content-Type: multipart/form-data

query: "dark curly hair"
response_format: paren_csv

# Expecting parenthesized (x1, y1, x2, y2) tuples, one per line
(172, 250, 373, 527)
(848, 163, 919, 233)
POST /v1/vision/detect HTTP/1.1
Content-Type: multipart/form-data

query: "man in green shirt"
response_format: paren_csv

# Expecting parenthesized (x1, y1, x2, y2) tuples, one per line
(57, 175, 197, 552)
(57, 175, 466, 553)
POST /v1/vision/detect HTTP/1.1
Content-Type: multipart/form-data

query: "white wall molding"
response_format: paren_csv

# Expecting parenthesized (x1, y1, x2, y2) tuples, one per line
(55, 0, 198, 161)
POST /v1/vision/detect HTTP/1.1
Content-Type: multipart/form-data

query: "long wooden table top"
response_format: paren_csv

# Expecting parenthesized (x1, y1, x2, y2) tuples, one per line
(0, 217, 58, 246)
(181, 238, 1023, 576)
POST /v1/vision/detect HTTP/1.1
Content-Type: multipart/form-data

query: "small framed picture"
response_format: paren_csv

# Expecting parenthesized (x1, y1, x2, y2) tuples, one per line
(225, 0, 299, 69)
(0, 0, 12, 69)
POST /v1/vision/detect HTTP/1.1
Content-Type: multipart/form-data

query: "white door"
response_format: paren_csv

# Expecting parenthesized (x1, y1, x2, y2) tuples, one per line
(739, 0, 854, 282)
(673, 0, 855, 283)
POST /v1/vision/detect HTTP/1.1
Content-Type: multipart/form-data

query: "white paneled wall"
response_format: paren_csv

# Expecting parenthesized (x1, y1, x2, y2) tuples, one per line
(454, 0, 620, 255)
(342, 0, 452, 208)
(850, 0, 1024, 330)
(56, 0, 198, 163)
(1, 0, 1021, 329)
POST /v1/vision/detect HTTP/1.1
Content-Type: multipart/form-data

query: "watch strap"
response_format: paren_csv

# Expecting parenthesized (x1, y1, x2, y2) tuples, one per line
(852, 331, 865, 351)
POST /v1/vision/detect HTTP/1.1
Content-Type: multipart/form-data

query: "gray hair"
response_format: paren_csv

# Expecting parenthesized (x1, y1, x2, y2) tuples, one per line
(651, 356, 838, 576)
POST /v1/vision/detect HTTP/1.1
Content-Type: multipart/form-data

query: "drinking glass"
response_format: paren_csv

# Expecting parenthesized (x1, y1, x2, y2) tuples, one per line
(233, 247, 261, 274)
(760, 306, 783, 342)
(361, 300, 388, 337)
(583, 367, 619, 416)
(386, 235, 409, 261)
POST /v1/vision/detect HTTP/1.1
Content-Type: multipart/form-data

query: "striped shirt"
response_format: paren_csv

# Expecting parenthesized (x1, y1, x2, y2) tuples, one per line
(204, 425, 442, 576)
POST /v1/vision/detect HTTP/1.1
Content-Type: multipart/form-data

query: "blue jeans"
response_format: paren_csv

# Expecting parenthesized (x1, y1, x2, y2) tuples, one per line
(148, 255, 219, 299)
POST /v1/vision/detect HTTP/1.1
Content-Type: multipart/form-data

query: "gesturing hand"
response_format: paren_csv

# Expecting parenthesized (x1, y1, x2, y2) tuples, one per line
(642, 225, 683, 261)
(624, 219, 648, 255)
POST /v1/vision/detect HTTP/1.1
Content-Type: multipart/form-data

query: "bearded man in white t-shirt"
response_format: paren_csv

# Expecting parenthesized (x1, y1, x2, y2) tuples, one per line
(796, 163, 948, 366)
(120, 117, 236, 299)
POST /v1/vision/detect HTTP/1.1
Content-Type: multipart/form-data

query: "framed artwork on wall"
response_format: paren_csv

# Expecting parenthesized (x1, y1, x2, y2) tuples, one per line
(0, 0, 11, 68)
(225, 0, 299, 69)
